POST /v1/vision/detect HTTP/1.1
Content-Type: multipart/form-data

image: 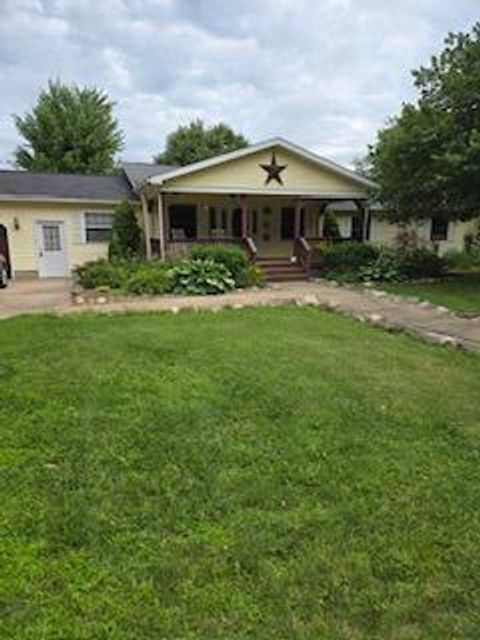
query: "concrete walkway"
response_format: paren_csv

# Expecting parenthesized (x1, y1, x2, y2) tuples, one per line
(0, 278, 71, 319)
(1, 278, 480, 352)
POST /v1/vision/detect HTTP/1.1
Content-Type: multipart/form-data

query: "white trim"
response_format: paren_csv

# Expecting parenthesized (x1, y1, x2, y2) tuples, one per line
(148, 137, 378, 189)
(159, 185, 369, 198)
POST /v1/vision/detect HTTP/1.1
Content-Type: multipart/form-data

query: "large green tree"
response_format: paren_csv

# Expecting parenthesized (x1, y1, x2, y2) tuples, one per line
(370, 23, 480, 223)
(14, 80, 123, 174)
(155, 119, 249, 166)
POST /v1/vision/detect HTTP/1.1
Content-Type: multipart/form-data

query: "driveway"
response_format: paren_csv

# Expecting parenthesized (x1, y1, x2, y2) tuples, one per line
(0, 278, 71, 319)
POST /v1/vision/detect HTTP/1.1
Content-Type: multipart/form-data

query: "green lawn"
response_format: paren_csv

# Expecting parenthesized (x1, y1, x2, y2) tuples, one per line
(1, 308, 480, 639)
(382, 273, 480, 314)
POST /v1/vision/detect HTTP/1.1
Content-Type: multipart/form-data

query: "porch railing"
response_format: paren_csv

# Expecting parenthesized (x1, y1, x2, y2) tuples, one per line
(242, 236, 258, 263)
(294, 236, 312, 274)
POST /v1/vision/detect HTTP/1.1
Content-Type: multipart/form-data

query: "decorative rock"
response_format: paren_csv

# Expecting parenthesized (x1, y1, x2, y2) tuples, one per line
(232, 304, 244, 310)
(436, 306, 450, 314)
(303, 294, 319, 306)
(170, 306, 180, 314)
(425, 331, 458, 347)
(371, 289, 387, 298)
(96, 296, 107, 304)
(75, 295, 85, 305)
(368, 313, 384, 324)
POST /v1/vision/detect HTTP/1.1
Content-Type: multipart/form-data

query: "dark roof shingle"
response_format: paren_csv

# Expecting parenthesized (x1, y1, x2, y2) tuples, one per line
(121, 162, 177, 190)
(0, 169, 137, 202)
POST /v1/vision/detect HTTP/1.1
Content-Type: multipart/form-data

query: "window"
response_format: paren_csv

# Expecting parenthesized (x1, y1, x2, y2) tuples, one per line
(42, 225, 61, 251)
(169, 204, 197, 239)
(232, 208, 242, 238)
(85, 212, 114, 243)
(208, 207, 216, 232)
(431, 217, 449, 241)
(281, 207, 295, 239)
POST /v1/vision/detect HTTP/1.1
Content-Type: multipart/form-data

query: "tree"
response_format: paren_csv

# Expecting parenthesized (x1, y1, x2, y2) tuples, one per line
(155, 120, 249, 166)
(14, 80, 123, 174)
(370, 23, 480, 224)
(109, 200, 142, 260)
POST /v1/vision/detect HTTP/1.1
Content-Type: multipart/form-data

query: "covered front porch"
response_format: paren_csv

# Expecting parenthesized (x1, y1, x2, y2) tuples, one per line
(142, 191, 370, 274)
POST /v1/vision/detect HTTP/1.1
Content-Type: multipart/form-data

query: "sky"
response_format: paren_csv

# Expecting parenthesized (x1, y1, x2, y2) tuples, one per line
(0, 0, 478, 169)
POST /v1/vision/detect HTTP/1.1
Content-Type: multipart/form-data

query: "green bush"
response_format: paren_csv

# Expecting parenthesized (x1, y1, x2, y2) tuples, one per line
(444, 248, 480, 271)
(75, 259, 132, 289)
(190, 244, 248, 285)
(398, 247, 447, 279)
(319, 241, 380, 273)
(317, 241, 446, 283)
(125, 264, 172, 295)
(236, 264, 266, 288)
(358, 250, 405, 283)
(170, 259, 236, 295)
(323, 211, 341, 239)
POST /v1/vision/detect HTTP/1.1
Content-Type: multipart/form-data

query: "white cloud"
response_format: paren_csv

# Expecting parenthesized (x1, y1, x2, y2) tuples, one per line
(0, 0, 478, 167)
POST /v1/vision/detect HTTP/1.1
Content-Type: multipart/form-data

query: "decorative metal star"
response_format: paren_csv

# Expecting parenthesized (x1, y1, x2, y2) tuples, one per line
(260, 152, 287, 185)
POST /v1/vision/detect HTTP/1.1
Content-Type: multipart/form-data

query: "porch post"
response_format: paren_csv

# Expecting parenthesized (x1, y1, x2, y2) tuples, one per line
(140, 193, 152, 260)
(362, 203, 370, 241)
(294, 199, 302, 238)
(157, 192, 166, 261)
(240, 195, 248, 238)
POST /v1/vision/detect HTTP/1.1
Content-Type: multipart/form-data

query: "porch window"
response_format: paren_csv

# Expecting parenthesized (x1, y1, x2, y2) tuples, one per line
(281, 207, 304, 239)
(431, 217, 449, 241)
(281, 207, 295, 239)
(232, 208, 242, 238)
(169, 204, 197, 239)
(84, 212, 114, 243)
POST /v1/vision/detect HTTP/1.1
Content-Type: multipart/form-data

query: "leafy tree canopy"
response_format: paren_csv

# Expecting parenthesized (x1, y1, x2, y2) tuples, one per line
(370, 23, 480, 223)
(14, 80, 123, 174)
(155, 119, 249, 166)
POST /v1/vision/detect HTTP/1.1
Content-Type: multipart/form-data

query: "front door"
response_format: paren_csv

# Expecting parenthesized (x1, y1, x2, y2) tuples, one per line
(36, 221, 68, 277)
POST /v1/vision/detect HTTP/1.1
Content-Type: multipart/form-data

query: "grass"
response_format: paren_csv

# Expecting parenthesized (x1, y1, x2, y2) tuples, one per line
(1, 307, 480, 639)
(381, 273, 480, 314)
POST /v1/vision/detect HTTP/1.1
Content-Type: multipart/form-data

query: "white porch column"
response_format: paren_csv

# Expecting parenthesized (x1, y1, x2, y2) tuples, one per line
(140, 193, 152, 260)
(157, 192, 166, 261)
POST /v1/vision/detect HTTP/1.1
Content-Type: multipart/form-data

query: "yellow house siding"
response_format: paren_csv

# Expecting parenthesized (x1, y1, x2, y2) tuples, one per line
(164, 146, 368, 196)
(0, 201, 139, 276)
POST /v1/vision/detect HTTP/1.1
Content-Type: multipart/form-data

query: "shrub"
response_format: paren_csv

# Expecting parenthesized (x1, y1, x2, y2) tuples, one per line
(444, 248, 480, 271)
(190, 244, 248, 285)
(398, 247, 447, 279)
(170, 259, 236, 295)
(125, 264, 173, 295)
(323, 211, 341, 239)
(318, 241, 380, 273)
(109, 199, 143, 260)
(237, 264, 266, 288)
(358, 250, 405, 283)
(75, 259, 132, 289)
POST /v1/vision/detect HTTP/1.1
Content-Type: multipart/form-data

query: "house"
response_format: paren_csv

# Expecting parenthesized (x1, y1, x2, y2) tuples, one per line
(0, 137, 475, 280)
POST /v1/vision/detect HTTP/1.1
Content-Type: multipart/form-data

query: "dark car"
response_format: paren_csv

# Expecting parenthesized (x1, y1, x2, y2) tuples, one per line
(0, 253, 8, 288)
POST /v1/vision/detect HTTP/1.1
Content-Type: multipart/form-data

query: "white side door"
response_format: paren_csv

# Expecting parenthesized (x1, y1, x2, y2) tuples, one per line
(36, 221, 69, 277)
